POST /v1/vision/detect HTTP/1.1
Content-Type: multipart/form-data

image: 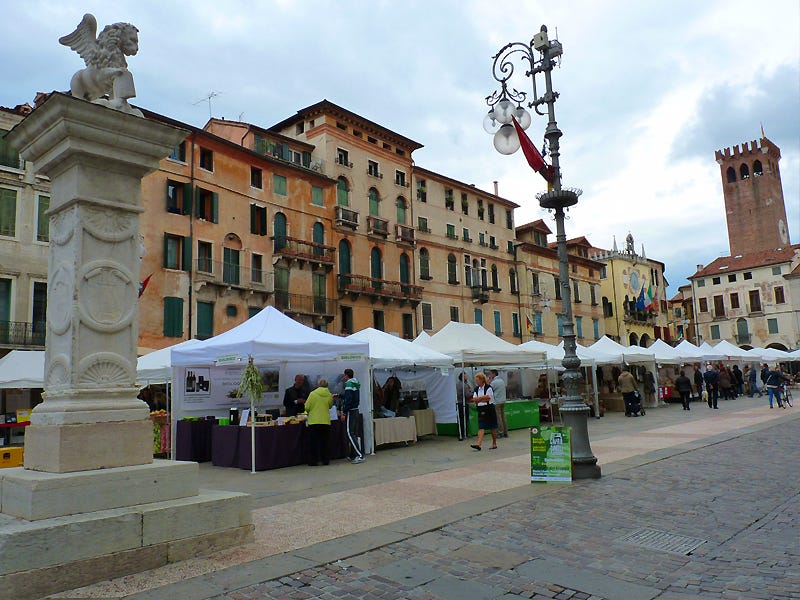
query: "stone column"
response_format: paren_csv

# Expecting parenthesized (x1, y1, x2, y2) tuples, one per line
(7, 93, 187, 473)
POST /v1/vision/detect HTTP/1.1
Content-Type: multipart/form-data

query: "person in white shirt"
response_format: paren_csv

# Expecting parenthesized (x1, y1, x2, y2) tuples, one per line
(489, 369, 508, 438)
(470, 372, 498, 451)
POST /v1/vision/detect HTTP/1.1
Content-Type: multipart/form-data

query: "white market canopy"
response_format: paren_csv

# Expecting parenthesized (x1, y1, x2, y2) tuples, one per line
(674, 339, 705, 360)
(648, 338, 684, 364)
(587, 336, 655, 364)
(415, 321, 546, 366)
(136, 338, 201, 383)
(0, 350, 45, 388)
(711, 340, 753, 360)
(745, 346, 792, 362)
(520, 339, 619, 366)
(171, 306, 369, 366)
(697, 341, 726, 361)
(348, 328, 454, 369)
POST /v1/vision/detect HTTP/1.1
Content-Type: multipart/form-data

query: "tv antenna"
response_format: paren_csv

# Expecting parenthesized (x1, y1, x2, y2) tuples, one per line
(193, 91, 221, 119)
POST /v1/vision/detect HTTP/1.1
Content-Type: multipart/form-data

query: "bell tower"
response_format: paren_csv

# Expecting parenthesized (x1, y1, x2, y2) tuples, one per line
(715, 136, 789, 256)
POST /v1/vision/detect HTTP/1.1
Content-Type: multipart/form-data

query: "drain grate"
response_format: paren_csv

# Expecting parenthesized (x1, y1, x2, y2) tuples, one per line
(617, 528, 707, 555)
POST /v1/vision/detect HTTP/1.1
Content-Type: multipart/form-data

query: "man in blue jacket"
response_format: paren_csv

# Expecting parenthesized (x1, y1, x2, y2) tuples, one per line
(703, 363, 719, 409)
(337, 368, 364, 463)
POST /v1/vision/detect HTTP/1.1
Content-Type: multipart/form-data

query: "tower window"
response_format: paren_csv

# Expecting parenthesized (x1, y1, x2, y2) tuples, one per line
(739, 163, 749, 180)
(753, 160, 763, 177)
(726, 167, 736, 183)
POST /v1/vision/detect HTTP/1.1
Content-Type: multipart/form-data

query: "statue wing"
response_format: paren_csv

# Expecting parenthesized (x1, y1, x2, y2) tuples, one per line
(58, 13, 99, 65)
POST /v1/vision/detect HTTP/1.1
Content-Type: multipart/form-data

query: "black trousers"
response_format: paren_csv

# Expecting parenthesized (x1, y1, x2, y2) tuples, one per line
(679, 390, 691, 410)
(345, 409, 363, 460)
(707, 385, 719, 408)
(307, 424, 330, 465)
(623, 392, 636, 415)
(457, 402, 469, 438)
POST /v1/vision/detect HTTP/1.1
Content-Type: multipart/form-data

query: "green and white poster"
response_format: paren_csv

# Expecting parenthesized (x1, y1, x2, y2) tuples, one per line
(530, 426, 572, 482)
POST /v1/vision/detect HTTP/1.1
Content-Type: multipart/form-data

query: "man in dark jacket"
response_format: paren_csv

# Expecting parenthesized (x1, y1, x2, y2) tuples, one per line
(675, 370, 693, 411)
(693, 365, 704, 400)
(703, 364, 719, 409)
(283, 374, 310, 416)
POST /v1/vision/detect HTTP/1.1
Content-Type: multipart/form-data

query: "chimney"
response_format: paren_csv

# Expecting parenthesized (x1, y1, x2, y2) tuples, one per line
(696, 264, 704, 272)
(493, 181, 498, 196)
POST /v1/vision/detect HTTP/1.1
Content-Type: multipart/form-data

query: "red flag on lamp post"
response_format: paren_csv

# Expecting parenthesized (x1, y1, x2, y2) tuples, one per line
(512, 116, 554, 183)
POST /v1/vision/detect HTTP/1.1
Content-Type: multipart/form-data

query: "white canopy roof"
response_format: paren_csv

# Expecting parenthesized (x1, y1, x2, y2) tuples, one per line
(745, 346, 792, 362)
(647, 339, 684, 364)
(587, 336, 655, 364)
(348, 328, 454, 369)
(520, 339, 619, 366)
(171, 306, 369, 366)
(137, 339, 201, 383)
(415, 321, 546, 366)
(0, 350, 46, 388)
(674, 340, 705, 360)
(711, 340, 752, 359)
(697, 342, 726, 361)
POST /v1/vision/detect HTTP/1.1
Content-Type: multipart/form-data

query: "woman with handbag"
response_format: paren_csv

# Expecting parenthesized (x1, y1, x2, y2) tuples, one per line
(470, 372, 498, 451)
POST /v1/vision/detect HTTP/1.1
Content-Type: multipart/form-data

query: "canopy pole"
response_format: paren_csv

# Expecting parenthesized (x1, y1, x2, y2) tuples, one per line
(591, 360, 600, 418)
(250, 397, 256, 474)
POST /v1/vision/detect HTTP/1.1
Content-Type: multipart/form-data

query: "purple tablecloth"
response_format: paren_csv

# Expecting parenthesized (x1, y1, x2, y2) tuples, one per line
(175, 419, 216, 462)
(210, 419, 358, 471)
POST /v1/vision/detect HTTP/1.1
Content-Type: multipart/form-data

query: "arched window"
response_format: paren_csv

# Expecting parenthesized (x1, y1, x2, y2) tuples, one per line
(726, 167, 736, 183)
(312, 222, 324, 258)
(370, 247, 383, 290)
(338, 239, 351, 286)
(337, 177, 349, 206)
(396, 196, 407, 224)
(509, 269, 518, 294)
(273, 212, 287, 252)
(739, 163, 749, 180)
(639, 334, 650, 347)
(753, 160, 763, 177)
(491, 264, 499, 290)
(419, 248, 430, 279)
(629, 332, 639, 346)
(447, 253, 458, 284)
(368, 188, 380, 216)
(736, 317, 749, 343)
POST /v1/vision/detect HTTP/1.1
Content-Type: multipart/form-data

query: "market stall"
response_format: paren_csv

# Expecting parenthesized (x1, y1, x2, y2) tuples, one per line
(348, 328, 456, 441)
(170, 307, 372, 465)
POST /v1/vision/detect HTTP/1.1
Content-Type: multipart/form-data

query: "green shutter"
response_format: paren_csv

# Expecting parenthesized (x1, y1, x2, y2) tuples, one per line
(302, 151, 311, 167)
(182, 183, 192, 215)
(163, 297, 184, 337)
(250, 204, 257, 234)
(211, 192, 219, 223)
(182, 235, 192, 271)
(194, 187, 201, 216)
(260, 206, 267, 236)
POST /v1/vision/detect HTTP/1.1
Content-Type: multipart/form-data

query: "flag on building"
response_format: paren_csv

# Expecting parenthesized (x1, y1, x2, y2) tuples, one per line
(526, 314, 534, 334)
(645, 282, 654, 310)
(512, 117, 554, 183)
(636, 284, 646, 311)
(138, 273, 153, 298)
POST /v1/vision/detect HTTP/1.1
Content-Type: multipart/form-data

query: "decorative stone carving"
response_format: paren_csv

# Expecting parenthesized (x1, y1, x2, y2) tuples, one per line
(47, 264, 74, 336)
(78, 352, 132, 387)
(78, 261, 136, 331)
(45, 355, 71, 388)
(59, 13, 142, 117)
(50, 208, 77, 246)
(83, 207, 138, 242)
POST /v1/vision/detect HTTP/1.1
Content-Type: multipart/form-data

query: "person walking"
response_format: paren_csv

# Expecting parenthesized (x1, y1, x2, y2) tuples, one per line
(732, 365, 744, 397)
(618, 366, 637, 417)
(675, 370, 692, 411)
(337, 368, 364, 463)
(455, 372, 471, 440)
(304, 378, 334, 466)
(747, 364, 763, 397)
(693, 364, 704, 402)
(470, 372, 498, 451)
(764, 365, 790, 409)
(718, 366, 733, 401)
(488, 369, 508, 438)
(703, 363, 719, 409)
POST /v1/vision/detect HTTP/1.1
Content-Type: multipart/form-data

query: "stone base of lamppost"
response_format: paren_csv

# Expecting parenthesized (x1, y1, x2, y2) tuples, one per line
(560, 403, 601, 479)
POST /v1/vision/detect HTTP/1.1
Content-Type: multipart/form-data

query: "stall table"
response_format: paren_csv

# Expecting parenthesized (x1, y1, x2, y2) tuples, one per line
(467, 399, 539, 436)
(175, 419, 215, 462)
(373, 416, 417, 447)
(410, 409, 436, 437)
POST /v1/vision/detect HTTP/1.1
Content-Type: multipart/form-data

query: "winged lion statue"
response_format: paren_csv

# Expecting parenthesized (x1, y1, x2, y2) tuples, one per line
(59, 14, 143, 116)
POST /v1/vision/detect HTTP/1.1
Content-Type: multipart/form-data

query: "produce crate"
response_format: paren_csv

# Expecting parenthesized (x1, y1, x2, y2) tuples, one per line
(0, 446, 24, 468)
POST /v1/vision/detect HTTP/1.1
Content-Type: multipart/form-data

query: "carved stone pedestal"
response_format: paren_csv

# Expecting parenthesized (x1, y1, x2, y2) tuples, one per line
(0, 94, 253, 598)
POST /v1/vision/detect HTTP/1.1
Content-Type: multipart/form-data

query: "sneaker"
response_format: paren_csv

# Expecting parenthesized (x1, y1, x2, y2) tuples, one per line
(351, 457, 365, 464)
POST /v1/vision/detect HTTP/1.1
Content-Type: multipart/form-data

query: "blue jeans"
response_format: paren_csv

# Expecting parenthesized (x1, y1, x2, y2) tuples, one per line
(767, 387, 783, 407)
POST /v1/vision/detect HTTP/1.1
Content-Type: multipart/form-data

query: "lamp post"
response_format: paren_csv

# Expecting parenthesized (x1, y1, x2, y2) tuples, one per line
(485, 25, 600, 479)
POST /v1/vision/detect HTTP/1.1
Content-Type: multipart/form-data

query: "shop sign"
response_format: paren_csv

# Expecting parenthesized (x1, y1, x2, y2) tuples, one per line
(530, 425, 572, 482)
(337, 353, 364, 362)
(215, 354, 243, 365)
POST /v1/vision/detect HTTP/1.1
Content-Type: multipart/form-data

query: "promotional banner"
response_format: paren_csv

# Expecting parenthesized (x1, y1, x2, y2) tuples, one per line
(530, 425, 572, 482)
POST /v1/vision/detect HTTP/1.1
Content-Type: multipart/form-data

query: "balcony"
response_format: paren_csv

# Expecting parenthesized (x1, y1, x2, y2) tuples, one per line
(471, 285, 489, 304)
(395, 224, 415, 245)
(623, 309, 656, 324)
(337, 273, 422, 306)
(273, 292, 336, 323)
(336, 157, 353, 168)
(194, 259, 274, 297)
(0, 321, 46, 349)
(446, 232, 459, 241)
(712, 310, 726, 321)
(736, 332, 752, 344)
(335, 205, 359, 230)
(272, 236, 335, 271)
(462, 235, 473, 243)
(367, 215, 389, 237)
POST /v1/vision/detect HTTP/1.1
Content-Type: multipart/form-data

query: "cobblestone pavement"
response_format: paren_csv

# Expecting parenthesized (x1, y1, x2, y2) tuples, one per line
(213, 419, 799, 600)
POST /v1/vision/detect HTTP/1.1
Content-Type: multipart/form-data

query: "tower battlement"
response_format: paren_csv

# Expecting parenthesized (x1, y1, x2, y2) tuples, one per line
(715, 137, 781, 163)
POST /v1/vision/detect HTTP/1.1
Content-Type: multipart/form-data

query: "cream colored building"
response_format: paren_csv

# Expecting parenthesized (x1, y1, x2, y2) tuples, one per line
(689, 246, 800, 350)
(0, 103, 49, 354)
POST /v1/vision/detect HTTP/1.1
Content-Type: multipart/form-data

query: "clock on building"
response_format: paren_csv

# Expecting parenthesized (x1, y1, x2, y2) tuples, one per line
(778, 219, 788, 245)
(629, 270, 640, 292)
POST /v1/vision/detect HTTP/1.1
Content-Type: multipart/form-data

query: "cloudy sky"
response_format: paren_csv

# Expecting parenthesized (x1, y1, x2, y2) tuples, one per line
(2, 0, 798, 297)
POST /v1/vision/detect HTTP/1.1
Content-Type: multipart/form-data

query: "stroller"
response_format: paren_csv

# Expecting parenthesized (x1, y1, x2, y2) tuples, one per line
(630, 390, 646, 416)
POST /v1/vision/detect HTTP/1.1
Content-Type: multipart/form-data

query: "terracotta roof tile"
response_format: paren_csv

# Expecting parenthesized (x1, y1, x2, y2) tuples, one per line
(690, 245, 800, 278)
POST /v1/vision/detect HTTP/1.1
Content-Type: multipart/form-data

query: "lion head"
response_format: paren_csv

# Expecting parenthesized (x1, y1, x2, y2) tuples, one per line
(93, 23, 139, 69)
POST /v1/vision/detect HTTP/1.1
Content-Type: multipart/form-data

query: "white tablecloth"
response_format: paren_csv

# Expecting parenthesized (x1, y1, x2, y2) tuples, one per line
(373, 416, 417, 446)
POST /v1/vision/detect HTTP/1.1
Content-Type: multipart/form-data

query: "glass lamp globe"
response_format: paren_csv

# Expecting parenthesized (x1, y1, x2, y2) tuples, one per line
(493, 124, 520, 155)
(482, 110, 501, 134)
(493, 99, 515, 124)
(513, 106, 531, 130)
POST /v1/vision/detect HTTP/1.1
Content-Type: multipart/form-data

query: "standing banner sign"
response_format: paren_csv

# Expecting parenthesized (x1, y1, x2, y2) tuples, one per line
(530, 426, 572, 482)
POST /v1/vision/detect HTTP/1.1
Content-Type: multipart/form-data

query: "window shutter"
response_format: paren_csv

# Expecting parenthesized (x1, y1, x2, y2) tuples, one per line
(182, 235, 192, 271)
(250, 204, 257, 234)
(163, 297, 184, 337)
(165, 181, 171, 211)
(260, 207, 267, 236)
(302, 151, 311, 167)
(162, 234, 169, 268)
(194, 187, 201, 216)
(182, 183, 192, 215)
(211, 193, 219, 223)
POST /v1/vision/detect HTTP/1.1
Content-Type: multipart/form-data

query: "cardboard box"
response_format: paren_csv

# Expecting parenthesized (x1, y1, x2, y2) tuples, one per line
(16, 409, 31, 424)
(0, 446, 24, 468)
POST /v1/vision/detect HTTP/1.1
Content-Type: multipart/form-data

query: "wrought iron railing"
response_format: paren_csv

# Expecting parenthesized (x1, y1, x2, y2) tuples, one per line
(274, 292, 336, 316)
(337, 273, 422, 301)
(194, 259, 274, 292)
(272, 236, 335, 264)
(0, 321, 46, 347)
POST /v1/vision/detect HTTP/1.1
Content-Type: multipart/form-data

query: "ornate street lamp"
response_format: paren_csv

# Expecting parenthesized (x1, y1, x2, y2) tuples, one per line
(485, 25, 601, 479)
